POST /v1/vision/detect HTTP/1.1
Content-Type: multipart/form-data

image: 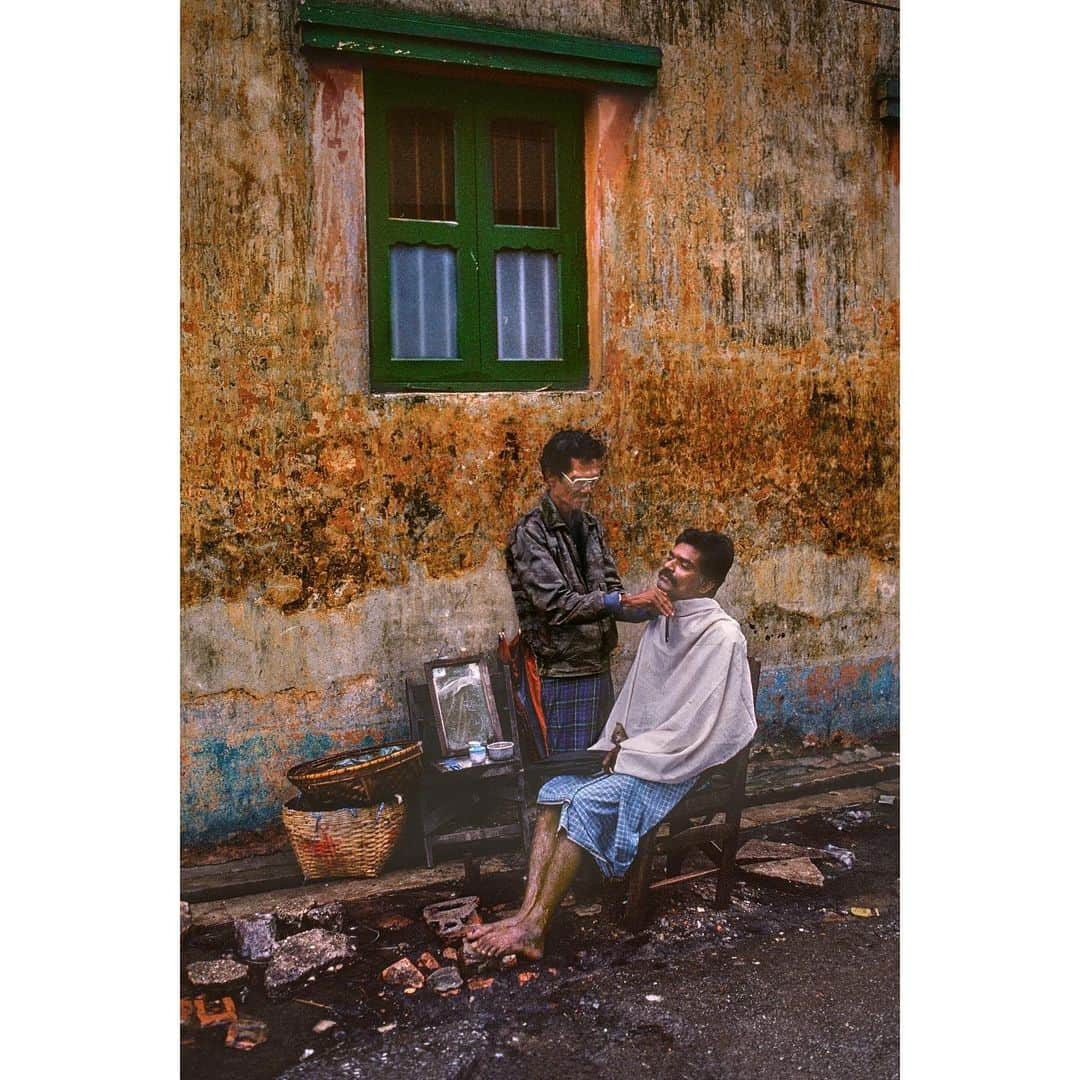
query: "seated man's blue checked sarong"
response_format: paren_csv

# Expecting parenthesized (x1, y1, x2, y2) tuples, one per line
(537, 772, 695, 878)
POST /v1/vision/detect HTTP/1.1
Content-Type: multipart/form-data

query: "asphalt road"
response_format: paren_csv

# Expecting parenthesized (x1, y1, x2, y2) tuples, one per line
(256, 808, 899, 1080)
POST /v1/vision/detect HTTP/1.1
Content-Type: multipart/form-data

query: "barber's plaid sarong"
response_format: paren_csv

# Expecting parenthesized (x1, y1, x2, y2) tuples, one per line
(540, 672, 614, 752)
(537, 772, 696, 878)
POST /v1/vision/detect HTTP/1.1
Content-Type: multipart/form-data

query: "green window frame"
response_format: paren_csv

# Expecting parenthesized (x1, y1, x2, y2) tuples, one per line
(364, 68, 587, 392)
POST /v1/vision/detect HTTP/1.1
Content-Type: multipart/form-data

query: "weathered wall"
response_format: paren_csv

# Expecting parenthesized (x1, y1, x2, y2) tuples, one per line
(181, 0, 899, 858)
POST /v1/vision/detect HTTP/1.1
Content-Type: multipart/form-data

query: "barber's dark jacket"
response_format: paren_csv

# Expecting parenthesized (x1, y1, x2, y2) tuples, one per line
(505, 493, 627, 678)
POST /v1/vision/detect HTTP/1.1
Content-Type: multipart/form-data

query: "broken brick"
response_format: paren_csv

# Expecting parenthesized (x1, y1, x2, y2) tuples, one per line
(381, 957, 424, 990)
(225, 1017, 268, 1051)
(375, 912, 413, 931)
(467, 976, 495, 991)
(441, 947, 459, 962)
(417, 952, 440, 971)
(517, 971, 538, 985)
(180, 998, 194, 1026)
(193, 996, 237, 1029)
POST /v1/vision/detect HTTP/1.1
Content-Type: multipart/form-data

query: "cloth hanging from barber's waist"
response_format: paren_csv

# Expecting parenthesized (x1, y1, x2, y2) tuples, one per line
(590, 597, 757, 784)
(498, 632, 548, 756)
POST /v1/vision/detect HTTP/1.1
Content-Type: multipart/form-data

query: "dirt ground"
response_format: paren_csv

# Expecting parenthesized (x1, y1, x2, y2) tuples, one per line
(182, 804, 898, 1079)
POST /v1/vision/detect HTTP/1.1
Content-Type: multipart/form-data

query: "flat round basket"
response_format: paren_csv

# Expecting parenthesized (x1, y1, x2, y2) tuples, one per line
(287, 742, 422, 807)
(283, 796, 406, 881)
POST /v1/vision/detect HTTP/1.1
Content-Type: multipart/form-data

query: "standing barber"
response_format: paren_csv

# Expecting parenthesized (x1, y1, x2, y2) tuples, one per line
(505, 429, 672, 751)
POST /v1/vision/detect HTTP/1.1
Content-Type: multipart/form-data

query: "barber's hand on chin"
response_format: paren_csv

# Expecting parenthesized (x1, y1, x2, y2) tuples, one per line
(602, 745, 621, 772)
(621, 585, 674, 618)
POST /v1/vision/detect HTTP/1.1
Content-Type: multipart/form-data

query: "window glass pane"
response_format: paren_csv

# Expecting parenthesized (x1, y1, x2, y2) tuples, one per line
(389, 109, 455, 221)
(390, 245, 458, 358)
(491, 119, 556, 227)
(496, 250, 560, 359)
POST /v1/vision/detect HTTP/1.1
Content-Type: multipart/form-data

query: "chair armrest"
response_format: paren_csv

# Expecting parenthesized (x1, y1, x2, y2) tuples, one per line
(526, 750, 607, 781)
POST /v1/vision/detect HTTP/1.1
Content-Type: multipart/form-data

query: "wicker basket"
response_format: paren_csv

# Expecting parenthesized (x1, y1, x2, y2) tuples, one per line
(287, 742, 422, 807)
(283, 796, 406, 881)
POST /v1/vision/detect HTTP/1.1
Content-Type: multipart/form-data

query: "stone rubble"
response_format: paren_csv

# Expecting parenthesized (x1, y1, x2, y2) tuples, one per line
(264, 929, 356, 1001)
(186, 958, 249, 992)
(426, 966, 465, 994)
(236, 913, 277, 962)
(304, 901, 345, 932)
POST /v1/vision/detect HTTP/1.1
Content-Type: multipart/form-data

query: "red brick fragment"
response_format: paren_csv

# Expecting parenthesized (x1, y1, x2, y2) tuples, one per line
(193, 996, 237, 1029)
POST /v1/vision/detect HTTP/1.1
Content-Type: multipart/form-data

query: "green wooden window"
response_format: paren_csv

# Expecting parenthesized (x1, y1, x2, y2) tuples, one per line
(365, 69, 587, 392)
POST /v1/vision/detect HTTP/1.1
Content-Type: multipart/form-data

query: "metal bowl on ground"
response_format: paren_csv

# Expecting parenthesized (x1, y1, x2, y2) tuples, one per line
(487, 740, 514, 762)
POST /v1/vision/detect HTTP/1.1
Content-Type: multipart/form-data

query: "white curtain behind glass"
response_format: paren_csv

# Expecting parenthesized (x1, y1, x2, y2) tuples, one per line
(496, 251, 559, 359)
(390, 245, 457, 358)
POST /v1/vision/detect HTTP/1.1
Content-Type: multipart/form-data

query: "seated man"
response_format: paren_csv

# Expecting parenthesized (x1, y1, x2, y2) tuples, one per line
(467, 528, 757, 959)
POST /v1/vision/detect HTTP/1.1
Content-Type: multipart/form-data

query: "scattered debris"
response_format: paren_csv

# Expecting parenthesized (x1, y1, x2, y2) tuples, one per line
(417, 951, 441, 971)
(180, 998, 194, 1026)
(559, 893, 577, 908)
(826, 809, 873, 831)
(186, 958, 249, 993)
(848, 907, 880, 918)
(376, 1022, 397, 1034)
(441, 947, 459, 963)
(375, 912, 413, 931)
(517, 971, 538, 985)
(573, 903, 603, 917)
(225, 1017, 268, 1051)
(645, 993, 663, 1002)
(235, 913, 277, 962)
(821, 843, 856, 869)
(422, 896, 481, 941)
(821, 911, 846, 923)
(547, 967, 559, 976)
(193, 996, 237, 1029)
(743, 857, 825, 888)
(181, 901, 192, 943)
(853, 746, 882, 762)
(427, 966, 465, 994)
(305, 901, 345, 933)
(830, 730, 861, 749)
(300, 1049, 314, 1060)
(467, 976, 495, 991)
(877, 794, 897, 806)
(381, 957, 425, 990)
(312, 1019, 338, 1034)
(501, 954, 518, 969)
(264, 930, 356, 1001)
(294, 999, 335, 1011)
(737, 839, 819, 862)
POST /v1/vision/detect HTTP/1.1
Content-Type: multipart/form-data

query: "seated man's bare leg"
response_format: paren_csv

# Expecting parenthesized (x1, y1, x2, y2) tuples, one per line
(466, 806, 561, 944)
(466, 830, 585, 959)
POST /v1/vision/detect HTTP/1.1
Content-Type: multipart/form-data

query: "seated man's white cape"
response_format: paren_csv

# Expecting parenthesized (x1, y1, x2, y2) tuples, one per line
(590, 597, 757, 783)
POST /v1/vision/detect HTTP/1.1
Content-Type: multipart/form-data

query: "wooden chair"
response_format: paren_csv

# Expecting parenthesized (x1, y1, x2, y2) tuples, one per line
(405, 654, 531, 890)
(623, 657, 762, 931)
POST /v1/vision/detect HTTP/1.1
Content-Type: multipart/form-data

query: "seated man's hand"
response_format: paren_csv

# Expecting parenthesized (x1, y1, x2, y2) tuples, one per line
(602, 745, 620, 772)
(621, 586, 674, 618)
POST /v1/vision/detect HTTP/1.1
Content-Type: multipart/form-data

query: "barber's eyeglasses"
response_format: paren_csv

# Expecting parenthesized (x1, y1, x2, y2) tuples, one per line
(560, 472, 601, 492)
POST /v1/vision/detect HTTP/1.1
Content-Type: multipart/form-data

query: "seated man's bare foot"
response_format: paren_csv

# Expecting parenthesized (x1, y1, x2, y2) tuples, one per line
(465, 910, 523, 941)
(468, 915, 544, 959)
